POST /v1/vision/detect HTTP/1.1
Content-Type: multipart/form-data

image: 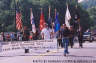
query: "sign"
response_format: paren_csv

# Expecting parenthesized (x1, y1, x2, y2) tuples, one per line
(0, 39, 57, 52)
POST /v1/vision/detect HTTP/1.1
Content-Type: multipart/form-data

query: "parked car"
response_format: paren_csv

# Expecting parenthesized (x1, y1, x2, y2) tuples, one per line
(83, 32, 94, 42)
(91, 32, 96, 41)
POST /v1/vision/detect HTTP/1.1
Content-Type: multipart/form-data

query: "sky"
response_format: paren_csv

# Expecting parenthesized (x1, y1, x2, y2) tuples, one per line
(78, 0, 84, 3)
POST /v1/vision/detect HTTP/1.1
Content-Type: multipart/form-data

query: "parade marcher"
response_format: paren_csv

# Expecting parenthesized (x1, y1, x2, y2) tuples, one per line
(23, 26, 30, 41)
(35, 28, 40, 40)
(62, 24, 70, 56)
(50, 28, 55, 39)
(32, 31, 39, 40)
(50, 22, 55, 39)
(57, 30, 62, 48)
(78, 26, 83, 48)
(41, 23, 51, 40)
(69, 26, 74, 48)
(73, 14, 80, 36)
(60, 25, 65, 48)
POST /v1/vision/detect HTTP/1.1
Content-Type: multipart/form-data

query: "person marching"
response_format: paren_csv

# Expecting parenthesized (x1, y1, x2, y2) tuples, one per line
(69, 26, 74, 48)
(63, 3, 71, 56)
(57, 29, 62, 48)
(62, 24, 70, 56)
(78, 26, 83, 48)
(41, 23, 51, 40)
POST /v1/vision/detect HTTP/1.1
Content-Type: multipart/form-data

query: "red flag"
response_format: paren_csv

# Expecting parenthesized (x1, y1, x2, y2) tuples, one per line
(39, 9, 45, 31)
(16, 11, 22, 31)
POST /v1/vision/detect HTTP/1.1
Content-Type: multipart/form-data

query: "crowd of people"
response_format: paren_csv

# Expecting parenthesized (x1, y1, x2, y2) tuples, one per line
(56, 24, 83, 56)
(38, 22, 84, 56)
(0, 22, 84, 56)
(0, 27, 39, 41)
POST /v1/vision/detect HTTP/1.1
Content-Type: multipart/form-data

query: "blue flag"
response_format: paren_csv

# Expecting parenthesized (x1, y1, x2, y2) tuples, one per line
(48, 17, 52, 27)
(54, 13, 60, 32)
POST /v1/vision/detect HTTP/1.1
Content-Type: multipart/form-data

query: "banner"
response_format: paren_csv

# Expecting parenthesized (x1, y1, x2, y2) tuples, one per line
(0, 39, 57, 52)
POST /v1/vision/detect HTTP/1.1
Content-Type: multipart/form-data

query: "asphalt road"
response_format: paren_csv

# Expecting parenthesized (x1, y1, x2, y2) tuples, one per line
(0, 41, 96, 63)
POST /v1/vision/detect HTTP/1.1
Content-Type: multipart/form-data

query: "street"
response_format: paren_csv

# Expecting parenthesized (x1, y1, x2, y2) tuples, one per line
(0, 41, 96, 63)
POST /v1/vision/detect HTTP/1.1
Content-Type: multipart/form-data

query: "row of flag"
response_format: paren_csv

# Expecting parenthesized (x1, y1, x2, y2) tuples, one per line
(16, 5, 71, 33)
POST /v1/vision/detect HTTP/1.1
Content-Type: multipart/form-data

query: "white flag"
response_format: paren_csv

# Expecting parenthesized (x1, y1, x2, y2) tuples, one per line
(65, 5, 71, 28)
(30, 8, 36, 33)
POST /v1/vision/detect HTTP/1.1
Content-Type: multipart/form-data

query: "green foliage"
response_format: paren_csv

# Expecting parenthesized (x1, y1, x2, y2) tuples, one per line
(81, 0, 96, 9)
(87, 6, 96, 22)
(87, 6, 96, 30)
(0, 0, 93, 32)
(81, 0, 96, 30)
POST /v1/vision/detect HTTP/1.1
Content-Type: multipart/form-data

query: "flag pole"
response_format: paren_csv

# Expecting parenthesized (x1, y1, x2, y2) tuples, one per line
(30, 8, 32, 24)
(55, 8, 56, 17)
(14, 0, 16, 32)
(40, 8, 43, 14)
(66, 2, 69, 9)
(30, 8, 32, 31)
(30, 8, 32, 13)
(48, 5, 51, 19)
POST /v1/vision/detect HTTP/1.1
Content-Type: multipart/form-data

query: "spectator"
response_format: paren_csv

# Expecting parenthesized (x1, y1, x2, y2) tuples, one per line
(29, 31, 33, 40)
(10, 32, 15, 41)
(0, 33, 3, 41)
(6, 33, 10, 41)
(1, 32, 5, 41)
(13, 33, 16, 41)
(18, 32, 23, 41)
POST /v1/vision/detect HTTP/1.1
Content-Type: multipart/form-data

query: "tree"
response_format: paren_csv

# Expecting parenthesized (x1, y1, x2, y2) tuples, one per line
(87, 6, 96, 29)
(0, 0, 13, 32)
(0, 0, 93, 32)
(81, 0, 96, 9)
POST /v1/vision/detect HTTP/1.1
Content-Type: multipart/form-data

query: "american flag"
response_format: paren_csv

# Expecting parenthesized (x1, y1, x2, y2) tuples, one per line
(16, 10, 22, 31)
